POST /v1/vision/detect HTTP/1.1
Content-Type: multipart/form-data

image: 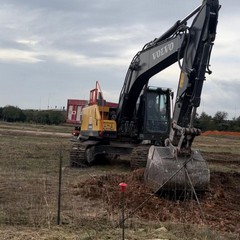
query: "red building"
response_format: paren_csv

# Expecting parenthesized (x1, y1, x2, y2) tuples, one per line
(66, 99, 88, 124)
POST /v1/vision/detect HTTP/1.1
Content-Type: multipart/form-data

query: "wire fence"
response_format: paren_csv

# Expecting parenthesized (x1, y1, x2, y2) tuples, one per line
(0, 138, 239, 239)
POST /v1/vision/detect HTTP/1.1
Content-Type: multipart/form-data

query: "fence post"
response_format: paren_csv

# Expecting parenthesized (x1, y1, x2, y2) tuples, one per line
(57, 145, 63, 225)
(119, 182, 128, 240)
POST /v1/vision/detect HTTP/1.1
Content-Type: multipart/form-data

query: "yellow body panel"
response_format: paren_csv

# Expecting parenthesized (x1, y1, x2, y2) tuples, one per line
(81, 104, 117, 138)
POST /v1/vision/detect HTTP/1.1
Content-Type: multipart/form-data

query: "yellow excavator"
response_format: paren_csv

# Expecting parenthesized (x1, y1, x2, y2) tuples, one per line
(70, 0, 220, 192)
(80, 82, 117, 140)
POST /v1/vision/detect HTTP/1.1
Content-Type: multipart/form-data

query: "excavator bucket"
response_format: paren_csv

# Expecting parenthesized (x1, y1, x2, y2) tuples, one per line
(144, 145, 210, 193)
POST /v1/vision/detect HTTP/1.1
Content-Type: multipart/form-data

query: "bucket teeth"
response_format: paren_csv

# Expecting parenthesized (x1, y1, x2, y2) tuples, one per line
(144, 146, 210, 193)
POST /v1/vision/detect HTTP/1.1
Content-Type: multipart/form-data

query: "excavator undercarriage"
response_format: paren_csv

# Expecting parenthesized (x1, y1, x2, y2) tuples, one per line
(70, 140, 134, 167)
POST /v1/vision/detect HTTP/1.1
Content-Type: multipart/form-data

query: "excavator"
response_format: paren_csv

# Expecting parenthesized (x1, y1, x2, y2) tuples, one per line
(70, 0, 220, 192)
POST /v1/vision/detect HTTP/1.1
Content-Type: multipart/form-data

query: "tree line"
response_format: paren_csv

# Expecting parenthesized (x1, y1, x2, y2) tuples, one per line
(0, 105, 240, 131)
(195, 111, 240, 131)
(0, 105, 66, 125)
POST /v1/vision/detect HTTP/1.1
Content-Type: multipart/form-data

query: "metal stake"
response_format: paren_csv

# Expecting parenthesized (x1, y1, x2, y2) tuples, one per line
(119, 182, 127, 240)
(57, 145, 63, 225)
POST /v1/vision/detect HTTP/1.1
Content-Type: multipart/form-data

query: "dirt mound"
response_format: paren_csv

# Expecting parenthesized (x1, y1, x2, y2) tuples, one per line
(71, 169, 240, 235)
(202, 130, 240, 137)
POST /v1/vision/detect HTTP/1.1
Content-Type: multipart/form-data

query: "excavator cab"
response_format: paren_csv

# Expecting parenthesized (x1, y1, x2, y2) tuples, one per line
(137, 87, 172, 145)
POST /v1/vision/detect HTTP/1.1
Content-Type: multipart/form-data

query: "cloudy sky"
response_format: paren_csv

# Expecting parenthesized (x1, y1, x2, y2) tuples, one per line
(0, 0, 239, 119)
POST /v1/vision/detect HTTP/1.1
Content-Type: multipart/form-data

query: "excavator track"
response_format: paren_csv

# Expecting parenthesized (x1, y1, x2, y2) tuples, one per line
(130, 145, 150, 169)
(70, 142, 88, 167)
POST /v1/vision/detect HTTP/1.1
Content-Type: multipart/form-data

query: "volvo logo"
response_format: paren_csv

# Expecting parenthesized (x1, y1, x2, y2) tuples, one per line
(152, 42, 174, 60)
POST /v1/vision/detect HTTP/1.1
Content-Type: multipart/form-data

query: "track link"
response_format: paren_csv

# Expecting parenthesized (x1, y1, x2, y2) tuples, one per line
(70, 142, 88, 167)
(130, 145, 150, 169)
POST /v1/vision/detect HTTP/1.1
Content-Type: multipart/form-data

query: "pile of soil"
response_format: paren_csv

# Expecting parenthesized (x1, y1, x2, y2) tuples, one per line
(71, 169, 240, 235)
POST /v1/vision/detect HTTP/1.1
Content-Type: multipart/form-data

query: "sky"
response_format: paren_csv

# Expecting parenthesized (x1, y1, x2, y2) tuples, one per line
(0, 0, 239, 119)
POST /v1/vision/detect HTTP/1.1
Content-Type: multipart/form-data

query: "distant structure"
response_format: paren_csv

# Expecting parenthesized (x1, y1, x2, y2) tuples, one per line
(66, 99, 88, 124)
(66, 99, 118, 125)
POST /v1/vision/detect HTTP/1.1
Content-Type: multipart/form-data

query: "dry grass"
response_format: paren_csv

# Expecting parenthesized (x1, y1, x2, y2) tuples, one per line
(193, 135, 240, 155)
(0, 123, 239, 239)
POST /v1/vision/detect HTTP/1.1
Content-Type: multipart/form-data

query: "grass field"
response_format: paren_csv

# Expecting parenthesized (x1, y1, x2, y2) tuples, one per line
(0, 122, 239, 239)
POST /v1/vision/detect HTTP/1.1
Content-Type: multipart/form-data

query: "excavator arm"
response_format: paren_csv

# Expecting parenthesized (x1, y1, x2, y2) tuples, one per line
(169, 0, 220, 153)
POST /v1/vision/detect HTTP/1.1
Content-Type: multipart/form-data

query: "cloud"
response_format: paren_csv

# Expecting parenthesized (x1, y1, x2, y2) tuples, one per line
(0, 0, 239, 121)
(198, 78, 240, 119)
(0, 48, 43, 63)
